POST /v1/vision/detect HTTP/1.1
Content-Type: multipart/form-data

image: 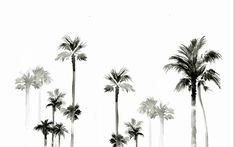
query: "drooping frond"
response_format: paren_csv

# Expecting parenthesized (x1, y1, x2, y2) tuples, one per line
(163, 63, 189, 75)
(175, 78, 191, 91)
(119, 83, 135, 92)
(104, 85, 114, 92)
(203, 50, 222, 63)
(201, 69, 221, 88)
(55, 51, 72, 61)
(77, 53, 87, 61)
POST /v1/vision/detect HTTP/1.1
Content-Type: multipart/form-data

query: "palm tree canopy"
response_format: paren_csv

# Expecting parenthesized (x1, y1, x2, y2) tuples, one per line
(104, 68, 135, 93)
(15, 72, 38, 90)
(138, 98, 157, 119)
(54, 123, 68, 138)
(34, 119, 53, 136)
(46, 89, 65, 111)
(109, 133, 128, 147)
(164, 36, 221, 91)
(155, 102, 174, 120)
(62, 104, 81, 121)
(55, 35, 87, 62)
(125, 118, 144, 140)
(32, 66, 52, 88)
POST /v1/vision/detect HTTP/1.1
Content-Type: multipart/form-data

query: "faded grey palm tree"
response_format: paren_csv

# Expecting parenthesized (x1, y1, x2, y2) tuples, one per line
(154, 102, 174, 147)
(109, 133, 127, 147)
(62, 104, 81, 147)
(33, 66, 52, 121)
(15, 72, 38, 128)
(54, 123, 68, 147)
(164, 36, 221, 147)
(34, 119, 53, 147)
(46, 89, 65, 147)
(138, 98, 157, 147)
(125, 118, 144, 147)
(104, 68, 135, 136)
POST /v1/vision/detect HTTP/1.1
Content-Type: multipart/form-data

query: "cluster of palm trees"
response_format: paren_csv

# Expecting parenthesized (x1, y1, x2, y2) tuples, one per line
(15, 35, 221, 147)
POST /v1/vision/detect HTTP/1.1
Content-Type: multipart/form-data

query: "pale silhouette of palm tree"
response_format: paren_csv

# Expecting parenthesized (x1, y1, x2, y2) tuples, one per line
(104, 68, 135, 136)
(46, 89, 65, 147)
(164, 36, 221, 147)
(110, 133, 127, 147)
(54, 123, 68, 147)
(34, 119, 53, 147)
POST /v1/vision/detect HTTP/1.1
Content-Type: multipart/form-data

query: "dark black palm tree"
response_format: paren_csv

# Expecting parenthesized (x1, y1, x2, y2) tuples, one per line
(104, 68, 135, 136)
(110, 133, 127, 147)
(34, 119, 53, 147)
(54, 123, 68, 147)
(46, 89, 65, 147)
(164, 36, 221, 147)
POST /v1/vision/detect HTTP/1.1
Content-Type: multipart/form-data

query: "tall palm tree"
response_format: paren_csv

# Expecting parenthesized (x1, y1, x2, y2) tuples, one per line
(46, 89, 65, 147)
(125, 118, 144, 147)
(154, 102, 174, 147)
(164, 36, 221, 147)
(138, 98, 157, 147)
(104, 68, 135, 136)
(62, 104, 81, 147)
(34, 119, 53, 147)
(15, 72, 38, 128)
(110, 133, 127, 147)
(33, 66, 52, 122)
(54, 123, 68, 147)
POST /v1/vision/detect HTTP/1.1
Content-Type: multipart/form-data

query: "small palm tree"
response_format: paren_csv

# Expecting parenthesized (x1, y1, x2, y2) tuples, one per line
(138, 98, 157, 147)
(125, 118, 144, 147)
(164, 36, 221, 147)
(54, 123, 68, 147)
(104, 68, 135, 136)
(33, 66, 52, 121)
(46, 89, 65, 147)
(15, 72, 38, 128)
(62, 104, 81, 147)
(34, 119, 53, 147)
(110, 133, 127, 147)
(154, 102, 174, 147)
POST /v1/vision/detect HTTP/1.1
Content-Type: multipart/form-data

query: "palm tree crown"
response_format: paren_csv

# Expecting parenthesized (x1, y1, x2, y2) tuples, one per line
(32, 66, 52, 89)
(62, 104, 82, 121)
(125, 118, 144, 141)
(46, 89, 65, 111)
(54, 123, 68, 137)
(138, 98, 157, 119)
(15, 72, 37, 90)
(154, 102, 174, 120)
(110, 133, 127, 147)
(34, 119, 53, 136)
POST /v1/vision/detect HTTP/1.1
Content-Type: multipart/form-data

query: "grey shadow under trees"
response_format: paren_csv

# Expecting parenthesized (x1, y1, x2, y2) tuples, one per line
(164, 36, 222, 147)
(55, 35, 87, 147)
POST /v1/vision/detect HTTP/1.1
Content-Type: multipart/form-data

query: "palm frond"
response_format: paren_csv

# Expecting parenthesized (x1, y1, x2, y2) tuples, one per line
(76, 53, 87, 61)
(55, 51, 72, 61)
(119, 83, 135, 92)
(104, 85, 114, 92)
(175, 78, 191, 91)
(203, 50, 222, 63)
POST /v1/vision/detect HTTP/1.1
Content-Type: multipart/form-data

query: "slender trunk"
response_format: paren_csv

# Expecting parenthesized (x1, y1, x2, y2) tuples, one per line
(44, 135, 47, 147)
(58, 135, 61, 147)
(52, 108, 55, 147)
(191, 78, 197, 147)
(115, 86, 119, 136)
(148, 117, 152, 147)
(198, 85, 208, 147)
(159, 116, 164, 147)
(71, 120, 74, 147)
(25, 87, 30, 128)
(38, 87, 42, 122)
(72, 55, 76, 106)
(136, 136, 138, 147)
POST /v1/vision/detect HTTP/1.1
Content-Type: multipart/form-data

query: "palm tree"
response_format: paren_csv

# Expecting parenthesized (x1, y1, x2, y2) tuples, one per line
(104, 68, 135, 136)
(54, 123, 68, 147)
(46, 89, 65, 147)
(154, 102, 174, 147)
(34, 119, 53, 147)
(138, 98, 157, 147)
(15, 72, 38, 128)
(109, 133, 127, 147)
(33, 66, 52, 121)
(125, 118, 144, 147)
(164, 36, 221, 147)
(62, 104, 81, 147)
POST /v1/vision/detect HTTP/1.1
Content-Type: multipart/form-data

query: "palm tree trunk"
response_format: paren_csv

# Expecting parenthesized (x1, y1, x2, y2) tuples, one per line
(115, 87, 119, 136)
(71, 120, 74, 147)
(198, 86, 208, 147)
(58, 135, 61, 147)
(159, 116, 164, 147)
(25, 87, 30, 128)
(136, 136, 138, 147)
(38, 87, 42, 122)
(191, 79, 197, 147)
(44, 135, 47, 147)
(52, 109, 55, 147)
(71, 55, 76, 147)
(148, 117, 152, 147)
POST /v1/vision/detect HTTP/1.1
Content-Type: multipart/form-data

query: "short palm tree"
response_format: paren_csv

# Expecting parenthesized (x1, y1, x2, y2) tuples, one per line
(15, 72, 38, 128)
(125, 118, 144, 147)
(54, 123, 68, 147)
(154, 102, 174, 147)
(138, 98, 157, 147)
(110, 133, 127, 147)
(164, 36, 221, 147)
(34, 119, 53, 147)
(46, 89, 65, 147)
(62, 104, 81, 147)
(104, 68, 135, 136)
(33, 66, 52, 121)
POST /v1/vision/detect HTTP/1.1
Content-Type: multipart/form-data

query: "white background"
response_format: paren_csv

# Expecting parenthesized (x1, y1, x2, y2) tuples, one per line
(0, 0, 233, 147)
